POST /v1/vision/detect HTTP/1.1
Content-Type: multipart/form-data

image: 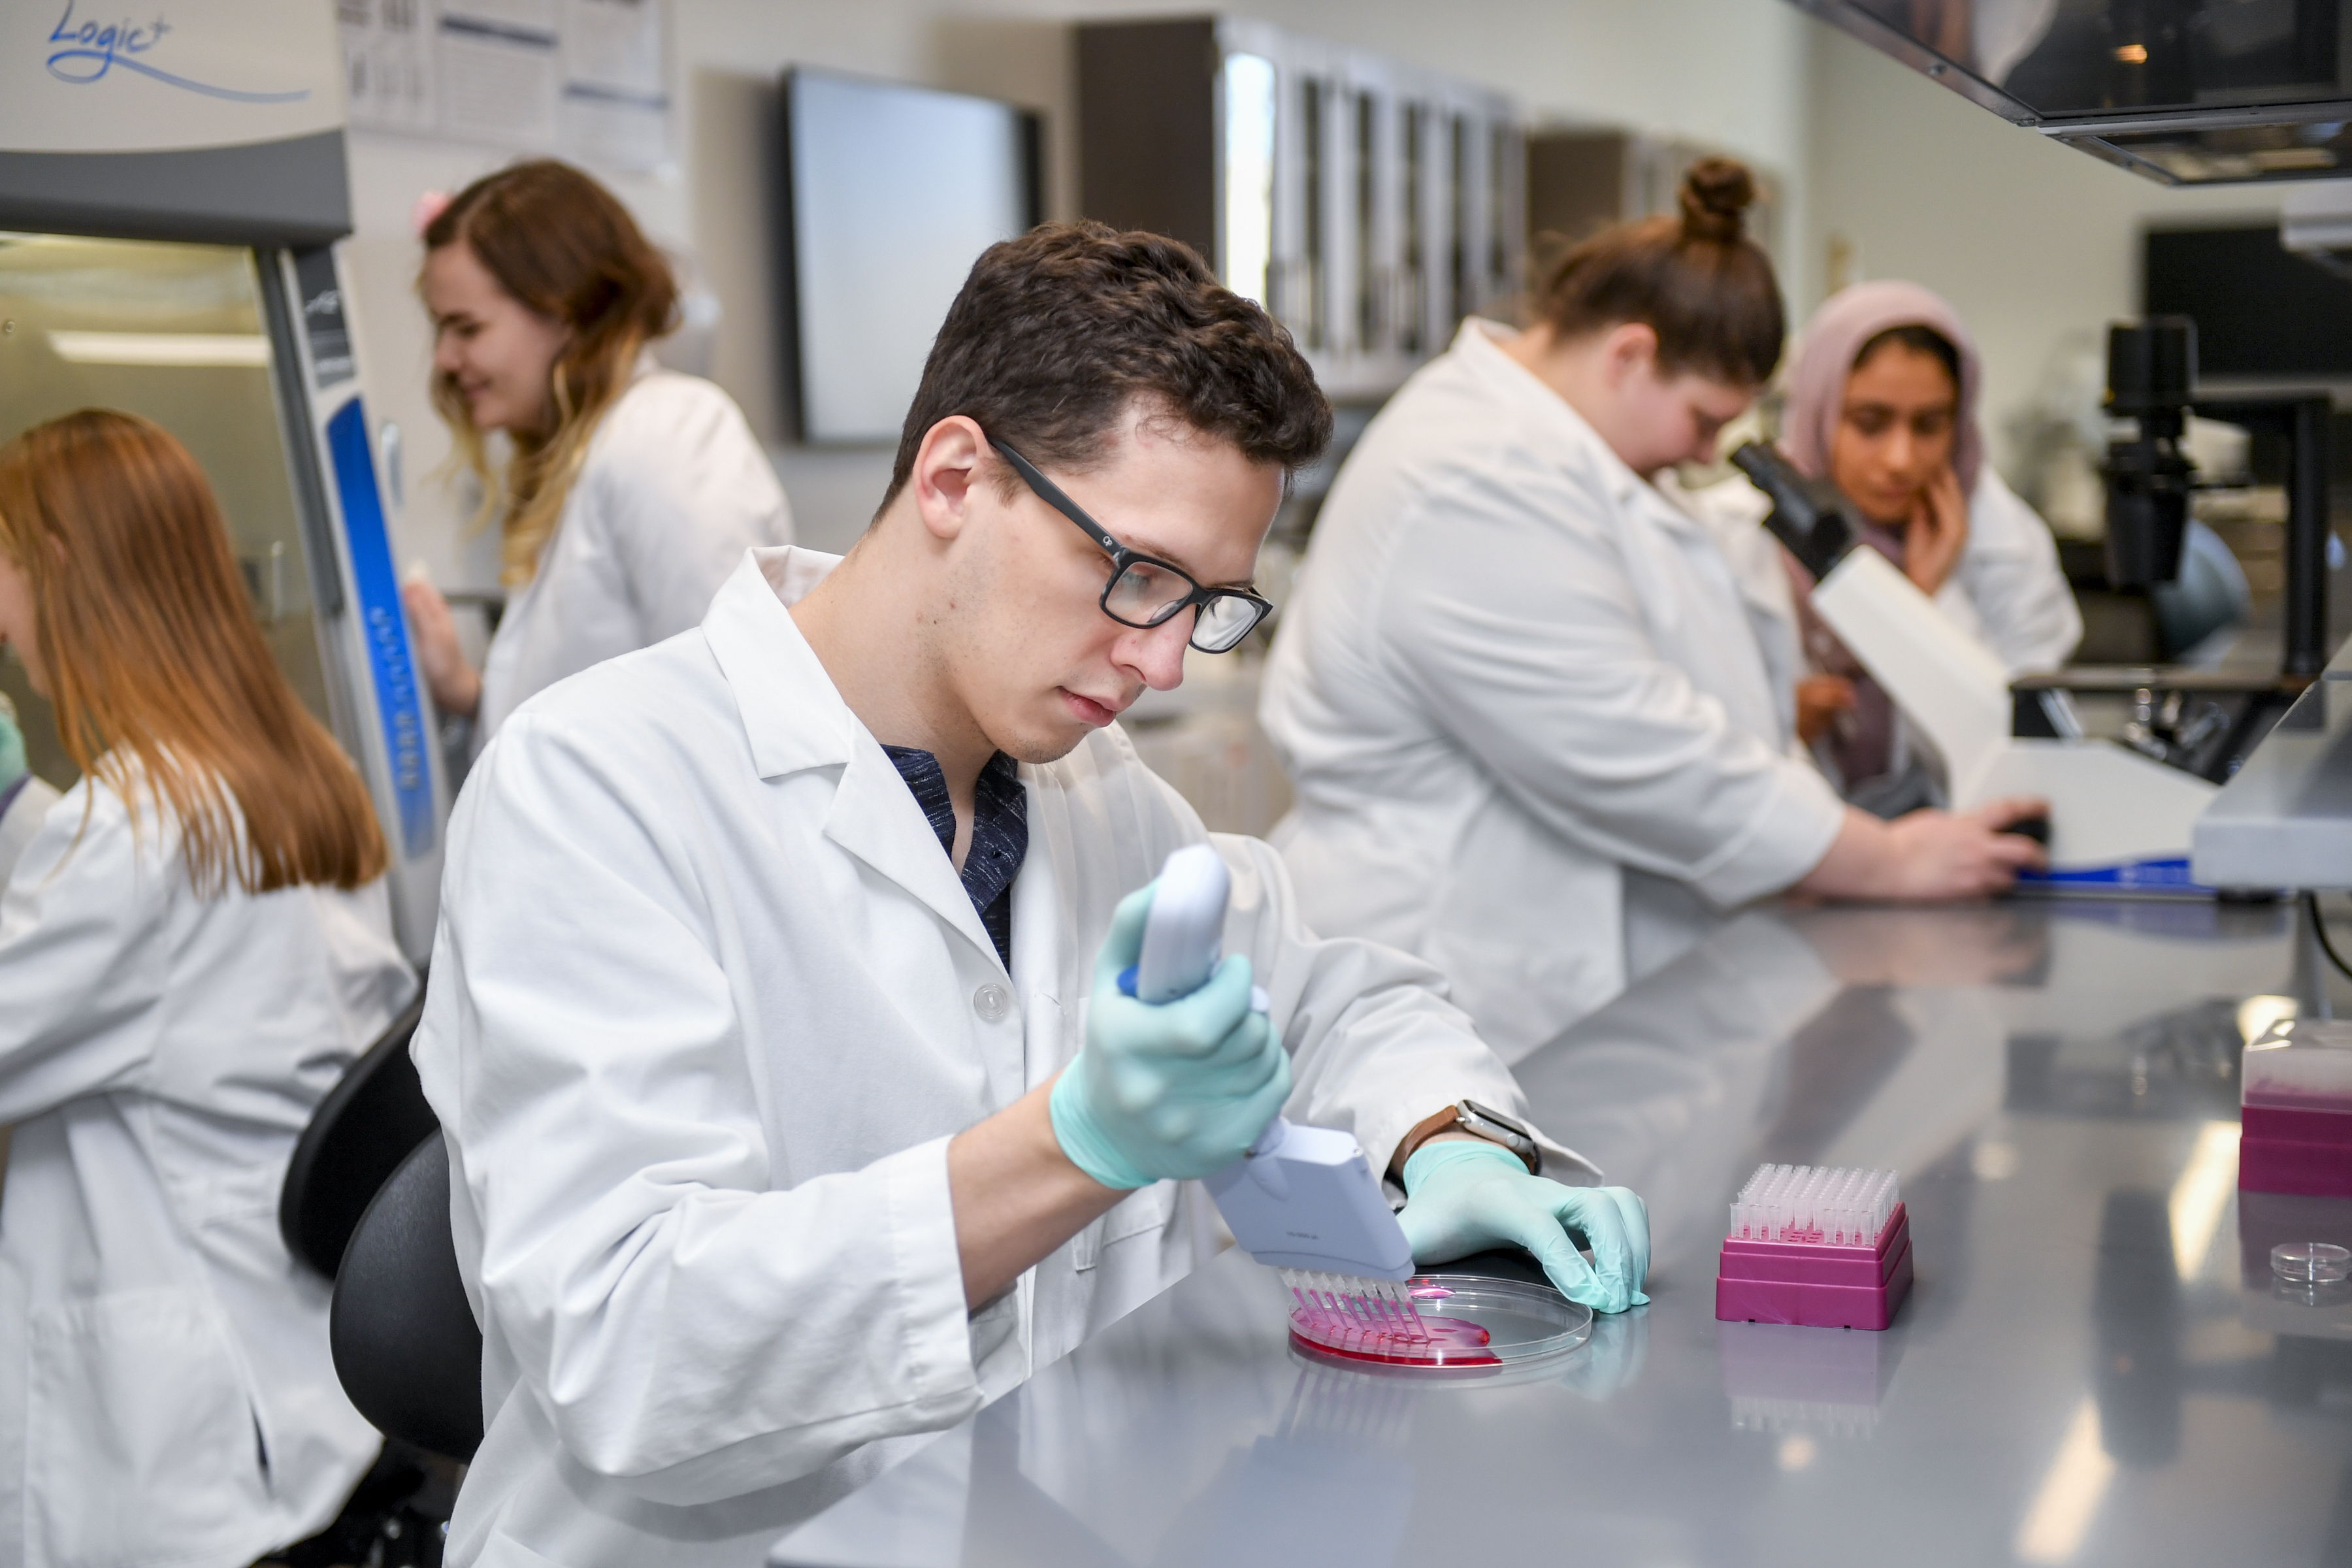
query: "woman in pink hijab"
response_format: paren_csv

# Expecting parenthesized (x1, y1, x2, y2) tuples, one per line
(1738, 282, 2080, 809)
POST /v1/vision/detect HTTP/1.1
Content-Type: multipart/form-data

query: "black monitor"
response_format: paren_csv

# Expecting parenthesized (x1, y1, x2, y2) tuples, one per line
(2144, 225, 2352, 380)
(778, 69, 1042, 444)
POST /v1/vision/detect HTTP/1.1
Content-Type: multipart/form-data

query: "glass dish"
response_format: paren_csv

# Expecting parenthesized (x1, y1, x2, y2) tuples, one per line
(1287, 1273, 1592, 1377)
(2272, 1241, 2352, 1284)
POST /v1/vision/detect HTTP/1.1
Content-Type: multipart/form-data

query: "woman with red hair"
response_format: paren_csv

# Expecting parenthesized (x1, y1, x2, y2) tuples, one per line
(0, 410, 414, 1567)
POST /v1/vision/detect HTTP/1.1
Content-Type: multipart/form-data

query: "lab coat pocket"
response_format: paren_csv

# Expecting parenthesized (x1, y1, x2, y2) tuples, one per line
(27, 1287, 269, 1567)
(1073, 1181, 1178, 1272)
(1101, 1180, 1176, 1245)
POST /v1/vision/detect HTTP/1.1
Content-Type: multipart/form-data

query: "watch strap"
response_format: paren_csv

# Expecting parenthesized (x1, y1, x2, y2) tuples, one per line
(1386, 1100, 1543, 1181)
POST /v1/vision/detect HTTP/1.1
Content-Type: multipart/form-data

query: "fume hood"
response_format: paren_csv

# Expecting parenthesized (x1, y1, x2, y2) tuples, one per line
(1791, 0, 2352, 185)
(0, 3, 448, 957)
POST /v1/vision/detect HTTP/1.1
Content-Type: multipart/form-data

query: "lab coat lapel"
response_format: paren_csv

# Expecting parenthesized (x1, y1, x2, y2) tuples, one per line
(1460, 321, 1694, 639)
(822, 743, 1004, 972)
(702, 547, 1004, 969)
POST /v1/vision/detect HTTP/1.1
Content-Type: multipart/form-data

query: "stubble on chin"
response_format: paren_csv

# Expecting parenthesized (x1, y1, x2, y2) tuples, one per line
(997, 712, 1093, 768)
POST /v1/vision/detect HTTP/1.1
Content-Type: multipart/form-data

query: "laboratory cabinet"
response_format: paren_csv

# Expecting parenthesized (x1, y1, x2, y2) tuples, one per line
(1078, 15, 1522, 403)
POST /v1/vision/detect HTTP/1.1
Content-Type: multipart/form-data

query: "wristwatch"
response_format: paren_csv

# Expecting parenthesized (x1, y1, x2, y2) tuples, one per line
(1392, 1098, 1543, 1177)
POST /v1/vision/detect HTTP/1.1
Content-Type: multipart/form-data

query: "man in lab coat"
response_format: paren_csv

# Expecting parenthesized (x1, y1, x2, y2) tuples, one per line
(412, 222, 1646, 1567)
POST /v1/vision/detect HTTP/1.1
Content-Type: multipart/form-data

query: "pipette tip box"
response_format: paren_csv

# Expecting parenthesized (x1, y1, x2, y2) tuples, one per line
(1715, 1164, 1912, 1331)
(2242, 1020, 2352, 1198)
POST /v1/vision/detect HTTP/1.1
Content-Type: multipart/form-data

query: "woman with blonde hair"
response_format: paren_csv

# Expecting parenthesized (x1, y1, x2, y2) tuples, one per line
(0, 410, 415, 1567)
(402, 159, 792, 743)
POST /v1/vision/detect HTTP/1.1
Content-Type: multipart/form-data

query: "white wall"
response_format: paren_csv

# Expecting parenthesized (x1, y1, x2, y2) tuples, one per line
(1801, 23, 2272, 482)
(342, 0, 1814, 586)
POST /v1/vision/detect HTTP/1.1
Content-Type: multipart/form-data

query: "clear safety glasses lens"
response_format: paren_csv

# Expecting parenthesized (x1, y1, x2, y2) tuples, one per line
(1190, 592, 1268, 653)
(1103, 561, 1267, 653)
(1104, 557, 1193, 627)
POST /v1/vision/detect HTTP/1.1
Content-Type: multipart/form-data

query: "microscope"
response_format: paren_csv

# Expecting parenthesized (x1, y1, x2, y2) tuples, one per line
(2012, 317, 2334, 780)
(1731, 434, 2217, 890)
(1733, 314, 2338, 890)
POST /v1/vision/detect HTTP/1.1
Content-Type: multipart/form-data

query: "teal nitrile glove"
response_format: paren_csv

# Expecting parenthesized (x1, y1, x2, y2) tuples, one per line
(0, 701, 25, 794)
(1398, 1140, 1652, 1314)
(1049, 883, 1292, 1190)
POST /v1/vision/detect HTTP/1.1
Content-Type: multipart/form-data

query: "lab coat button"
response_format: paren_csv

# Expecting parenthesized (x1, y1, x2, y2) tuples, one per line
(973, 983, 1012, 1022)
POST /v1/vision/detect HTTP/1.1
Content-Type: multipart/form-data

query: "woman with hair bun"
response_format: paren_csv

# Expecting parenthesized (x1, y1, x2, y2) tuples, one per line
(403, 159, 792, 746)
(1262, 158, 2048, 1049)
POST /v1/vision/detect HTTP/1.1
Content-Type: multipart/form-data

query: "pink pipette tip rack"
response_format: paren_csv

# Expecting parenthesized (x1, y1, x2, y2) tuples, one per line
(2241, 1020, 2352, 1198)
(1714, 1164, 1913, 1332)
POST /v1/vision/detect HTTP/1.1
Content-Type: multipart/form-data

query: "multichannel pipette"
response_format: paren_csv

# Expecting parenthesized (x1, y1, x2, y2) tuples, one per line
(1123, 847, 1424, 1348)
(1715, 1163, 1913, 1331)
(1126, 846, 1593, 1371)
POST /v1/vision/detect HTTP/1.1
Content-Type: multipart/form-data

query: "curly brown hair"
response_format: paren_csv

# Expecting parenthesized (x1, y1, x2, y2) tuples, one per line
(883, 221, 1331, 514)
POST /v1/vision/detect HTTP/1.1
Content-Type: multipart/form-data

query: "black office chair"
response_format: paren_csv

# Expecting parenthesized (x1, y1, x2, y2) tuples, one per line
(280, 992, 436, 1279)
(272, 994, 463, 1565)
(332, 1134, 485, 1463)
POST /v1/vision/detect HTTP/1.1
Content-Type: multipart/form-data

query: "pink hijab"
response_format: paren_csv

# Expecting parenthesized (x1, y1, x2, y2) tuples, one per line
(1780, 280, 1985, 498)
(1776, 282, 1984, 793)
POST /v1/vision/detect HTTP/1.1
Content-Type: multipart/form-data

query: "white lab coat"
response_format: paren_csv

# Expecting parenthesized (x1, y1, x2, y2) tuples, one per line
(413, 546, 1559, 1568)
(474, 367, 794, 742)
(0, 768, 416, 1568)
(1686, 466, 2083, 678)
(0, 774, 59, 884)
(1260, 319, 1848, 1056)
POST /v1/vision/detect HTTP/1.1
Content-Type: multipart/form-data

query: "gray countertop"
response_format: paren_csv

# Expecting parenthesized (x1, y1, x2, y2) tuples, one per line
(771, 896, 2352, 1568)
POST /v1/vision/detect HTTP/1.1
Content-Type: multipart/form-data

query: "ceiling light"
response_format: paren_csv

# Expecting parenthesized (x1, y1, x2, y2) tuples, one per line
(44, 331, 269, 367)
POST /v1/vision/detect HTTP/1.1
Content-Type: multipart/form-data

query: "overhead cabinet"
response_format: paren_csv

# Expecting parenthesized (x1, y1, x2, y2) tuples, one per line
(1078, 15, 1522, 402)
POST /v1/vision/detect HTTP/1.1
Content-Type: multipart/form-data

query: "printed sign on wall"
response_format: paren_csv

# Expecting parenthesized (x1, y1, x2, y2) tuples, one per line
(338, 0, 670, 172)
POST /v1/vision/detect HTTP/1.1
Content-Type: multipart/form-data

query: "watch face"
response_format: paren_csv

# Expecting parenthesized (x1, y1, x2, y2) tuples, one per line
(1458, 1101, 1539, 1173)
(1462, 1099, 1531, 1141)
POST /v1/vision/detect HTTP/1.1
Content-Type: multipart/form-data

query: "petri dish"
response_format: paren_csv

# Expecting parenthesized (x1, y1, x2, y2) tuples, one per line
(1287, 1273, 1592, 1377)
(2272, 1242, 2352, 1284)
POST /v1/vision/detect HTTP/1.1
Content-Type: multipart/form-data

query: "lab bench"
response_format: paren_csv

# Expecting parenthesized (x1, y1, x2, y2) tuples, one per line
(769, 896, 2352, 1568)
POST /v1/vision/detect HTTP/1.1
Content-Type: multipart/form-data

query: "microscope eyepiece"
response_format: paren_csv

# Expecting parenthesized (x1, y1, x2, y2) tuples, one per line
(1729, 441, 1859, 583)
(2104, 318, 2196, 421)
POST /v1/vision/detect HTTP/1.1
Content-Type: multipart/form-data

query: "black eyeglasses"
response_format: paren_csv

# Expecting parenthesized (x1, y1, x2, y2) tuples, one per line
(990, 440, 1274, 655)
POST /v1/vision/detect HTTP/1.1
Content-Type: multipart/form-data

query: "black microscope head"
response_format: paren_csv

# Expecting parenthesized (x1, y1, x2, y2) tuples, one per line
(1729, 440, 1861, 583)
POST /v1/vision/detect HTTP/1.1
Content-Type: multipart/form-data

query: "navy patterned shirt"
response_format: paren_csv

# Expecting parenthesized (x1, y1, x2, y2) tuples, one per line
(882, 746, 1029, 967)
